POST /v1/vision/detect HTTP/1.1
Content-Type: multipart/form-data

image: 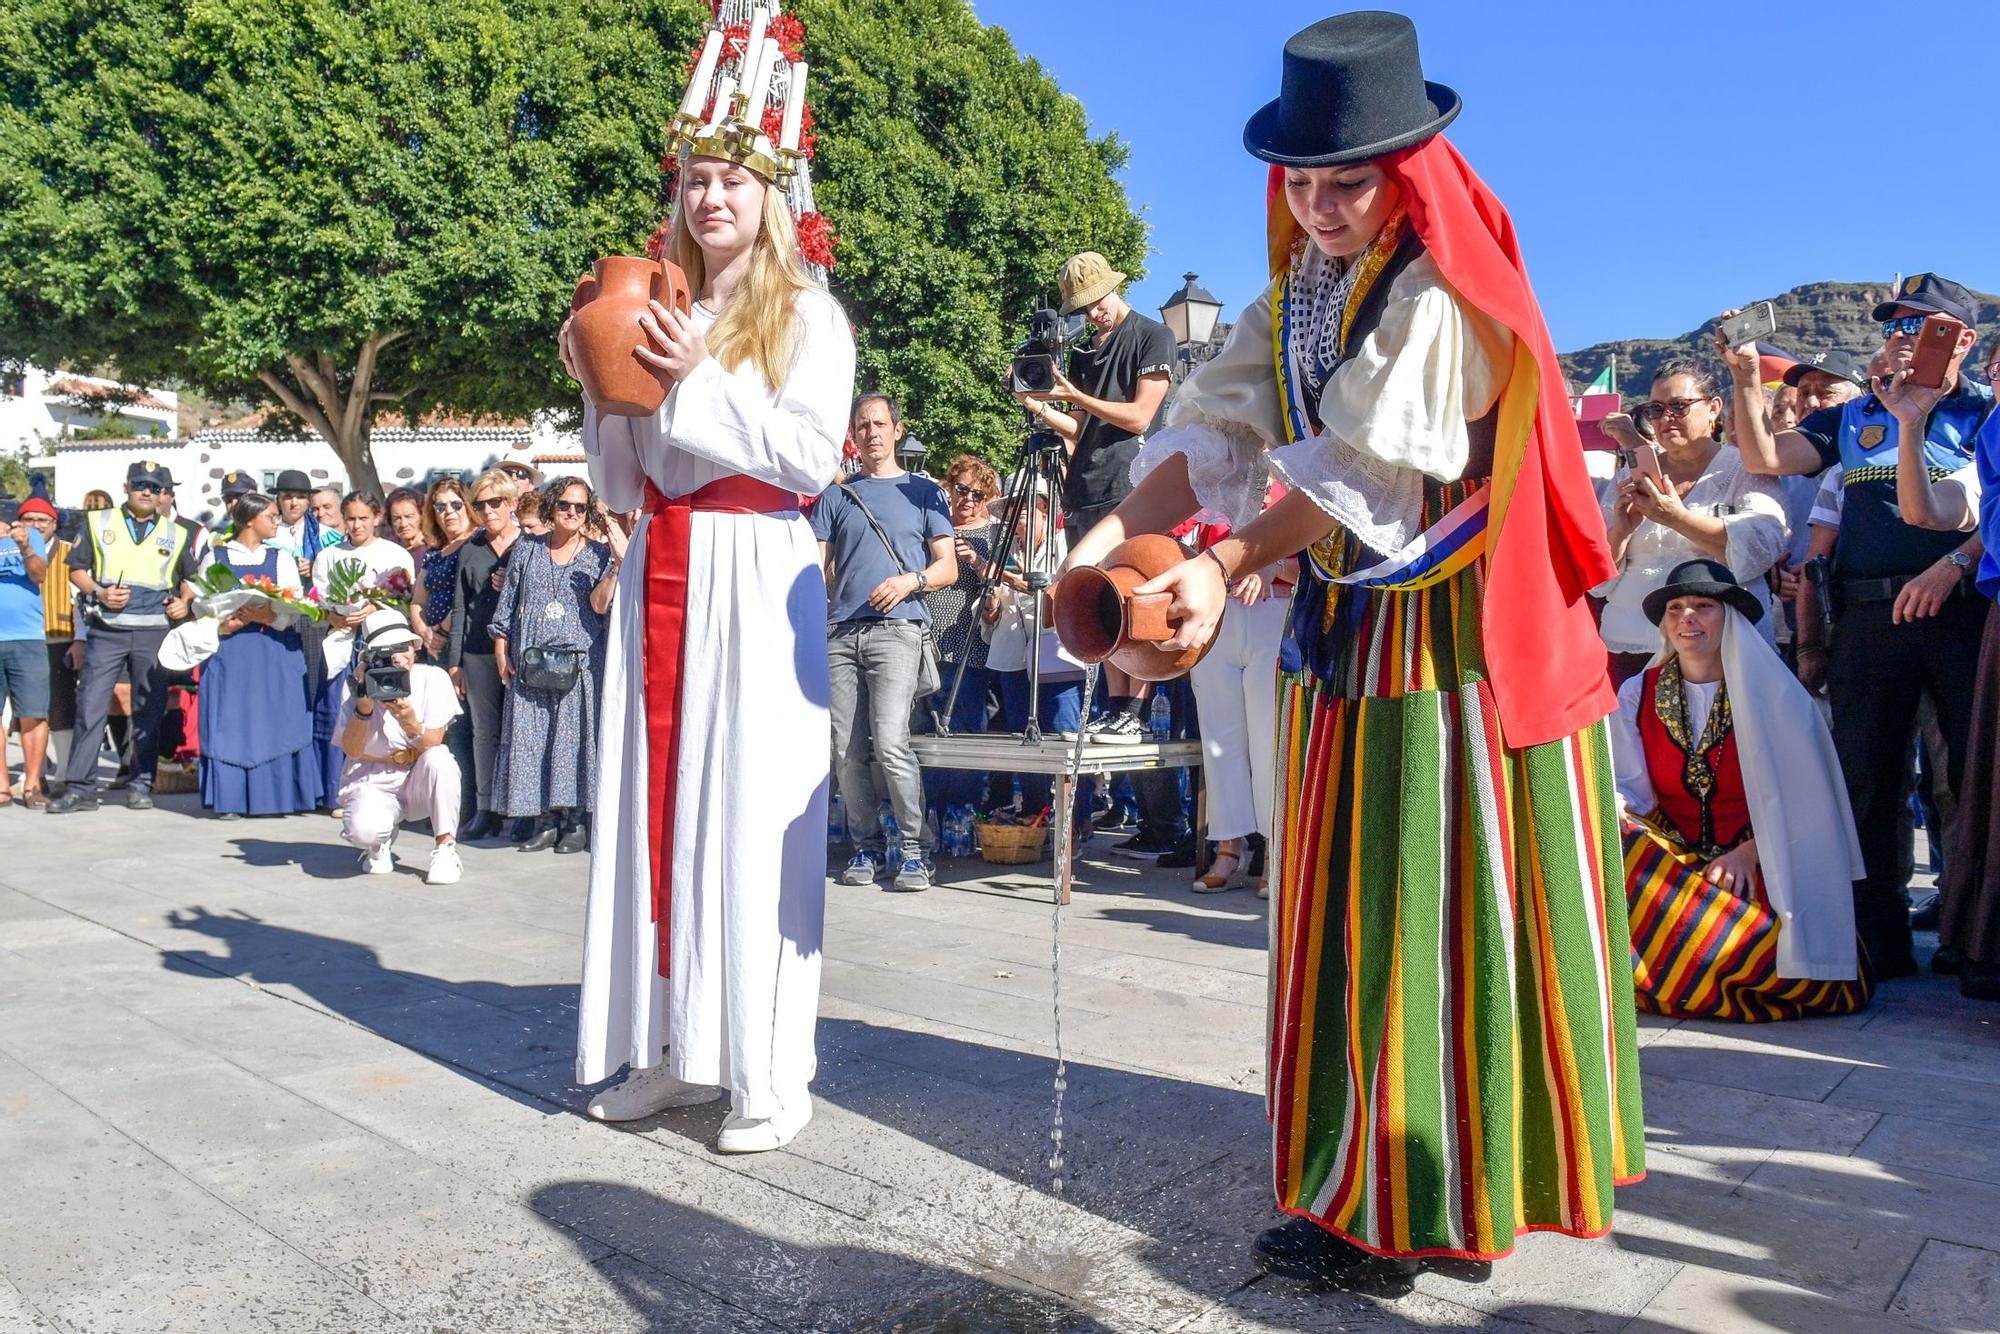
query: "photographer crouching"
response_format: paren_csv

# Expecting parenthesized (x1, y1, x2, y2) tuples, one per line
(336, 609, 464, 885)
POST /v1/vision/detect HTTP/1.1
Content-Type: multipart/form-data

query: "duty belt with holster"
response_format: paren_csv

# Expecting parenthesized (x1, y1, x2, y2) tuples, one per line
(1835, 572, 1976, 606)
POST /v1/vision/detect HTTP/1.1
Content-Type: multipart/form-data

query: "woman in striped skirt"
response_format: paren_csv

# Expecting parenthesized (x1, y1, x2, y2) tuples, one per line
(1611, 559, 1870, 1021)
(1059, 13, 1645, 1294)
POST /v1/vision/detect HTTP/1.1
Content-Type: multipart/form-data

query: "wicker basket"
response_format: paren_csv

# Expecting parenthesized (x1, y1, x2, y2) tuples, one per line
(153, 760, 199, 795)
(975, 820, 1047, 865)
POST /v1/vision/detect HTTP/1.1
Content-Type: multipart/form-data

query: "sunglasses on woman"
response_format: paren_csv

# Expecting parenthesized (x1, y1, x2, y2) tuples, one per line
(472, 496, 510, 511)
(1636, 398, 1713, 422)
(1881, 315, 1929, 340)
(949, 483, 988, 502)
(551, 499, 590, 515)
(432, 498, 465, 514)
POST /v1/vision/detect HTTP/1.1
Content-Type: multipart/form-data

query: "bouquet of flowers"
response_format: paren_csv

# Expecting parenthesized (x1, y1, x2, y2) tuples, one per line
(191, 562, 326, 627)
(323, 557, 413, 616)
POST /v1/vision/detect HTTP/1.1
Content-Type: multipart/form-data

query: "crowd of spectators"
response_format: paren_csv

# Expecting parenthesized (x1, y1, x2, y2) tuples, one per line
(5, 259, 1999, 1019)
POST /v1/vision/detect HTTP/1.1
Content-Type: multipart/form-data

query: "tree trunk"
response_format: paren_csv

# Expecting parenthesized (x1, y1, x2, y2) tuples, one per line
(255, 330, 406, 497)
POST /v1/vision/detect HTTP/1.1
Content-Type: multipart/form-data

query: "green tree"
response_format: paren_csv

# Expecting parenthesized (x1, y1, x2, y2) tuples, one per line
(797, 0, 1147, 469)
(0, 0, 705, 494)
(1, 0, 1145, 487)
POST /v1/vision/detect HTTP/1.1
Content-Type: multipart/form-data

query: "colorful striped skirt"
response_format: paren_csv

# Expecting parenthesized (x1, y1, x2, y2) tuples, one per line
(1624, 822, 1872, 1021)
(1268, 480, 1646, 1261)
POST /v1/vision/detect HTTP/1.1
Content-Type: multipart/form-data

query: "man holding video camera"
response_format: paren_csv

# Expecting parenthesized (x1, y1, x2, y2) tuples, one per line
(1729, 273, 1993, 977)
(1017, 252, 1175, 745)
(336, 608, 463, 885)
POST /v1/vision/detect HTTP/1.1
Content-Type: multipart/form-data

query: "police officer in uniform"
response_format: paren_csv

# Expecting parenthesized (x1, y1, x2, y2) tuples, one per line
(46, 461, 202, 813)
(1729, 273, 1993, 976)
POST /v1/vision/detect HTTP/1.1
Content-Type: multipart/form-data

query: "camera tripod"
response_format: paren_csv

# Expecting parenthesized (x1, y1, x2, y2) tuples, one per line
(934, 424, 1069, 743)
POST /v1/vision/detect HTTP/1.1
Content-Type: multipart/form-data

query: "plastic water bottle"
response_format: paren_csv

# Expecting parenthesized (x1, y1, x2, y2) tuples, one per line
(1149, 693, 1173, 740)
(879, 800, 900, 853)
(948, 804, 974, 857)
(828, 793, 847, 845)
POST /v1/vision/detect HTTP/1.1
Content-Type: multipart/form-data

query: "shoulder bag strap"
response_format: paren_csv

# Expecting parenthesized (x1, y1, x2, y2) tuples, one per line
(835, 482, 916, 577)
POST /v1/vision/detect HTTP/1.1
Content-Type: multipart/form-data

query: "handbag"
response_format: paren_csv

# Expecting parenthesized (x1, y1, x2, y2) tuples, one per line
(517, 645, 584, 692)
(836, 482, 943, 695)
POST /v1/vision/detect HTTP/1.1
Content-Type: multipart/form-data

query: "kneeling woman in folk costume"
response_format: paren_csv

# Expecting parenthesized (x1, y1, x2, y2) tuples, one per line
(1065, 13, 1645, 1293)
(1610, 559, 1870, 1021)
(559, 34, 854, 1151)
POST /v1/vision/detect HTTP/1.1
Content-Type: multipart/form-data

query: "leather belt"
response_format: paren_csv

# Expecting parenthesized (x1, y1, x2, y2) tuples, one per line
(1838, 573, 1973, 604)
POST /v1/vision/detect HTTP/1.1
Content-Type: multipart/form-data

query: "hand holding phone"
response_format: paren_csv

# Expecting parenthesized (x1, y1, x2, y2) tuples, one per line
(1719, 302, 1778, 350)
(1629, 442, 1666, 490)
(1904, 316, 1966, 390)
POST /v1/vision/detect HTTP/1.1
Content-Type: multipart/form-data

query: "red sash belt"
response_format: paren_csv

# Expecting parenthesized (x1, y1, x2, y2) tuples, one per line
(642, 476, 802, 976)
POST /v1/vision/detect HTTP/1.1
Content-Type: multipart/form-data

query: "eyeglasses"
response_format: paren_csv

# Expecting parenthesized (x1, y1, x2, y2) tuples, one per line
(551, 499, 590, 515)
(472, 496, 510, 511)
(432, 499, 465, 513)
(1636, 398, 1714, 421)
(129, 482, 163, 494)
(1881, 315, 1929, 340)
(950, 483, 989, 502)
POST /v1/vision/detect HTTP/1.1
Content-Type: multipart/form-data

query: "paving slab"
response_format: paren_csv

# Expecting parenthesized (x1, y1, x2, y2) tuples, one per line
(1890, 1239, 2000, 1333)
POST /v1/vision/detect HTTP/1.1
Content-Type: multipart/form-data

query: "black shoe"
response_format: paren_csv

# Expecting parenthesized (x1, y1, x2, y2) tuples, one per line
(462, 811, 500, 841)
(1961, 964, 2000, 1003)
(1155, 836, 1200, 870)
(1909, 891, 1941, 931)
(1932, 946, 1969, 976)
(1112, 832, 1177, 860)
(45, 790, 100, 814)
(126, 789, 155, 811)
(555, 817, 589, 855)
(519, 818, 560, 852)
(1087, 711, 1146, 745)
(1252, 1218, 1420, 1297)
(1425, 1256, 1493, 1284)
(508, 817, 535, 844)
(1873, 950, 1920, 981)
(1245, 836, 1267, 880)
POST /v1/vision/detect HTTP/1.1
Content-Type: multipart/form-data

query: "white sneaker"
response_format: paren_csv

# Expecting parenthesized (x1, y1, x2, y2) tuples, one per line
(426, 843, 463, 886)
(714, 1096, 812, 1153)
(586, 1064, 723, 1122)
(360, 842, 394, 875)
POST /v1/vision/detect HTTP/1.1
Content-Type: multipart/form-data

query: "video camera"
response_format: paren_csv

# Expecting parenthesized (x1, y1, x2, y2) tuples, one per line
(1008, 307, 1086, 396)
(353, 645, 411, 702)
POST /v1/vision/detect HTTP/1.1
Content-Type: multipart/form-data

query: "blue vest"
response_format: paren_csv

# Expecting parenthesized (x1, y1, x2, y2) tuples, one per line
(1832, 382, 1994, 580)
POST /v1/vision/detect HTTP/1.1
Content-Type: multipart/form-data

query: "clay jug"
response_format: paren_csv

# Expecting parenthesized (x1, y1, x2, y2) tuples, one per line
(1051, 534, 1215, 682)
(568, 256, 694, 417)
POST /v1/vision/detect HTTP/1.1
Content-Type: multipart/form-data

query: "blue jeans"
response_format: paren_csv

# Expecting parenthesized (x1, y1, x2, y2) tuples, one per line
(921, 662, 992, 812)
(994, 670, 1086, 820)
(828, 619, 929, 860)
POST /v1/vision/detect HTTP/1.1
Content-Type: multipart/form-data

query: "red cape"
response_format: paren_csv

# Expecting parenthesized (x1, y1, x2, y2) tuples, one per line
(1267, 138, 1616, 748)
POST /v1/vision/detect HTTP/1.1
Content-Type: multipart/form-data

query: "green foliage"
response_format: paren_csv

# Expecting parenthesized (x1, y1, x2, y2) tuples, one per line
(0, 0, 705, 437)
(796, 0, 1147, 470)
(0, 0, 1145, 479)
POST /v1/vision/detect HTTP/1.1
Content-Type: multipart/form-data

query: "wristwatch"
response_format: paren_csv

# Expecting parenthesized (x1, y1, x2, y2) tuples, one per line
(1946, 550, 1974, 578)
(914, 571, 929, 593)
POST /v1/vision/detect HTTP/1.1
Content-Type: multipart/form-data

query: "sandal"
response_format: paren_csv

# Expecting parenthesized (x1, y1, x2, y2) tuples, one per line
(1193, 847, 1245, 893)
(21, 789, 47, 811)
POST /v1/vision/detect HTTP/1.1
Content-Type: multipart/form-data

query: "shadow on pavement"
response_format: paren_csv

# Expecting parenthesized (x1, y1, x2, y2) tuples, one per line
(528, 1180, 1113, 1333)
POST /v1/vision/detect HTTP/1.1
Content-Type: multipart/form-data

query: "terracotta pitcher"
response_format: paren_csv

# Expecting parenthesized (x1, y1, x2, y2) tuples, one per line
(1051, 534, 1215, 682)
(568, 256, 694, 417)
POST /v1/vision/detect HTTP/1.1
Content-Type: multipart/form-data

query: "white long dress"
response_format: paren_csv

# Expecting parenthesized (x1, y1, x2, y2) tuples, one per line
(576, 289, 855, 1122)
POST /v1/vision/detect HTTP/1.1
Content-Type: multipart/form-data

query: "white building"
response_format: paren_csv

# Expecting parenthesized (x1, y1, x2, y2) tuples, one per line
(0, 364, 179, 453)
(55, 418, 586, 521)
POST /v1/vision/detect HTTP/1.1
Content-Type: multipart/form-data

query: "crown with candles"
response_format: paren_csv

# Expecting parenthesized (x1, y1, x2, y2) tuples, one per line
(668, 4, 811, 190)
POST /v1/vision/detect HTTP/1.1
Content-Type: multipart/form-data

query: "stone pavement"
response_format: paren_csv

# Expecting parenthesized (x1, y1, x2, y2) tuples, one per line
(0, 784, 1996, 1333)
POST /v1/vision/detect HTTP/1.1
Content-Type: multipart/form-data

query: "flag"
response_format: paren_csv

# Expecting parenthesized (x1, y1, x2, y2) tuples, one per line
(1581, 364, 1614, 395)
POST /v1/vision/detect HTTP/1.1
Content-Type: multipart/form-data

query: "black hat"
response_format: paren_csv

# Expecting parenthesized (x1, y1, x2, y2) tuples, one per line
(1643, 558, 1763, 627)
(273, 469, 313, 495)
(220, 469, 256, 498)
(1871, 272, 1981, 326)
(1243, 12, 1461, 167)
(126, 459, 175, 488)
(1782, 349, 1869, 390)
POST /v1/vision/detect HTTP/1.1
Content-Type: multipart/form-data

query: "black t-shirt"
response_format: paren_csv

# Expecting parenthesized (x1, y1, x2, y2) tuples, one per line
(1062, 311, 1176, 515)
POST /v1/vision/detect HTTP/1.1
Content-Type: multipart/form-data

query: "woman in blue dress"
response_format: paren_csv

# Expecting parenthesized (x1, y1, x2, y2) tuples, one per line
(199, 492, 324, 816)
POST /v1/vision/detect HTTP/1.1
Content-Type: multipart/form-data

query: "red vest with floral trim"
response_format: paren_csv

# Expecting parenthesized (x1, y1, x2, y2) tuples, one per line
(1636, 665, 1750, 854)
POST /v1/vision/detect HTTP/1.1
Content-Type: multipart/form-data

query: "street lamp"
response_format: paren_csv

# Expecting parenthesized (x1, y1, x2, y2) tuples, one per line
(897, 432, 929, 474)
(1159, 272, 1223, 380)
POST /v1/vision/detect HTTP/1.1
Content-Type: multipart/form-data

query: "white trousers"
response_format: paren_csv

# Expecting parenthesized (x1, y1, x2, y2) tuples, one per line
(340, 749, 461, 851)
(1188, 593, 1288, 842)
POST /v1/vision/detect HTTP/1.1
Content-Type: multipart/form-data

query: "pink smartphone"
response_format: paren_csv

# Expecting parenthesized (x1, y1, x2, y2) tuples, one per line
(1630, 443, 1666, 489)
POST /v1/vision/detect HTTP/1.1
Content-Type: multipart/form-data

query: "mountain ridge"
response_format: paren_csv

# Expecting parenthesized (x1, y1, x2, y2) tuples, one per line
(1557, 280, 2000, 395)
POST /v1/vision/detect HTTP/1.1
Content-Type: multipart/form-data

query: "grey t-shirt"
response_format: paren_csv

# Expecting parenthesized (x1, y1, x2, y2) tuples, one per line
(811, 474, 953, 625)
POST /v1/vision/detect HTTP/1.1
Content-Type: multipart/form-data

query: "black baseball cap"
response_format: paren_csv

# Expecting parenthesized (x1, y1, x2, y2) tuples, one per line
(1782, 349, 1870, 390)
(1871, 272, 1981, 326)
(221, 469, 256, 498)
(273, 469, 313, 495)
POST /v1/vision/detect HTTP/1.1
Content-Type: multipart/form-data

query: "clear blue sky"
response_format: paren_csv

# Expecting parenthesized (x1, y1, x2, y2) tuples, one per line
(969, 0, 2000, 352)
